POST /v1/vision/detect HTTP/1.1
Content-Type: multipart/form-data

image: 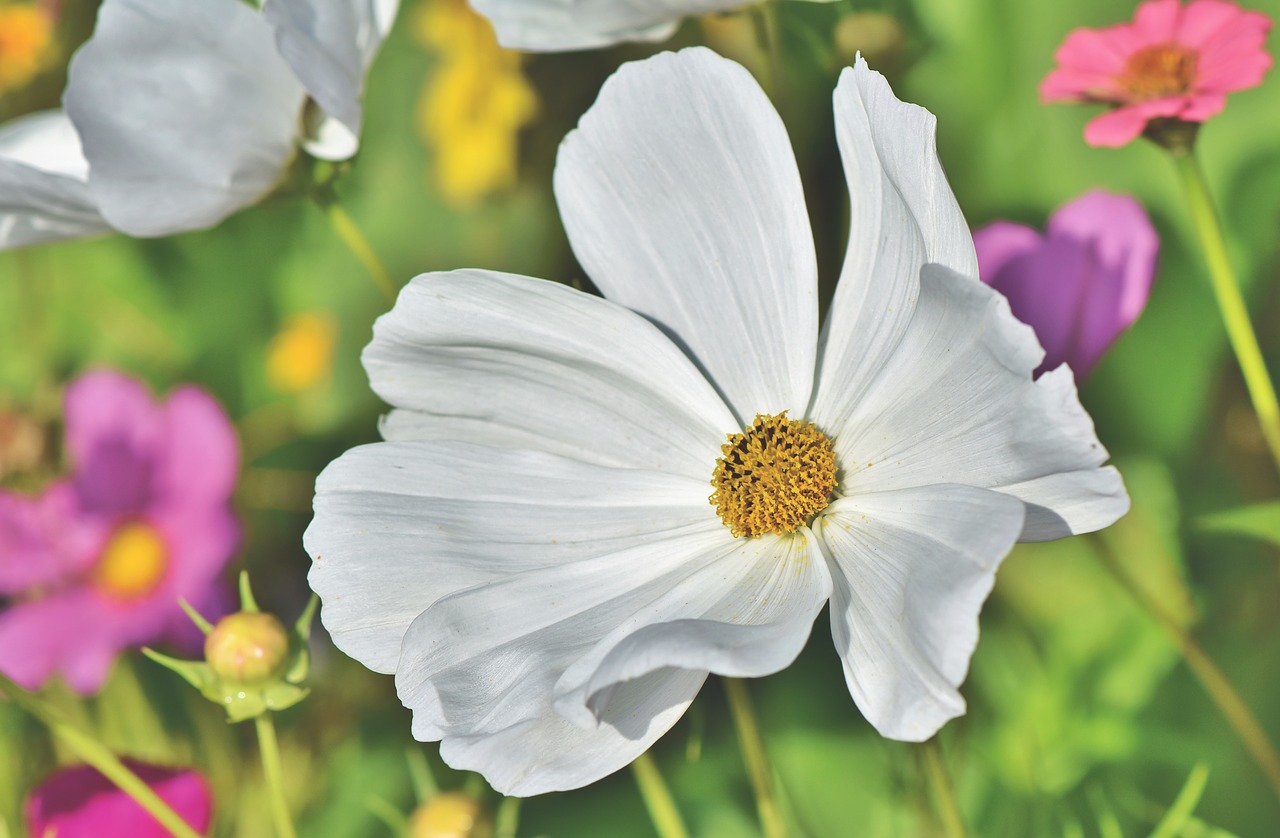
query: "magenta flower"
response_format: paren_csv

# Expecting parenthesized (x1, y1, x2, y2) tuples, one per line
(974, 191, 1159, 379)
(0, 370, 239, 693)
(1042, 0, 1273, 147)
(26, 760, 213, 838)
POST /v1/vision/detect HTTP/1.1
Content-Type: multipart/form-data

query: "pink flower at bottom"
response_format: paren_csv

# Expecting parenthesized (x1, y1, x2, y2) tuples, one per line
(0, 370, 239, 693)
(1041, 0, 1272, 147)
(26, 760, 213, 838)
(974, 191, 1159, 379)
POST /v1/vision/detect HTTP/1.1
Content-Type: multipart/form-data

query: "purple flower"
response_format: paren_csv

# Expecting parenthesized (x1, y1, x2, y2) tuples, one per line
(0, 370, 239, 693)
(974, 190, 1158, 378)
(26, 760, 213, 838)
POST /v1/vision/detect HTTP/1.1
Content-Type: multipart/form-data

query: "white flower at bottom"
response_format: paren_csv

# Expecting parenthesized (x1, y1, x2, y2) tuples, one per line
(305, 48, 1129, 796)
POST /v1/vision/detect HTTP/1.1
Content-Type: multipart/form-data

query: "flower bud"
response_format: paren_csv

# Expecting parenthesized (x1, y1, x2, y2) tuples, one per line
(204, 611, 290, 686)
(408, 792, 493, 838)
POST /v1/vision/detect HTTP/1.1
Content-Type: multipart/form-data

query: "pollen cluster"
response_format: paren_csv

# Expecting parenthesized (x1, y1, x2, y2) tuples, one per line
(1118, 44, 1198, 100)
(710, 412, 838, 538)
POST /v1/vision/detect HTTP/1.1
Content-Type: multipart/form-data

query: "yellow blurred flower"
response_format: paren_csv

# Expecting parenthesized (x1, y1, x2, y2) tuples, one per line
(414, 0, 537, 206)
(0, 2, 56, 95)
(266, 312, 338, 394)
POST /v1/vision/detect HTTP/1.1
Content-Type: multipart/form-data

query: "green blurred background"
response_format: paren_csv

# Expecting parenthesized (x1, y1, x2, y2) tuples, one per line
(1, 0, 1279, 835)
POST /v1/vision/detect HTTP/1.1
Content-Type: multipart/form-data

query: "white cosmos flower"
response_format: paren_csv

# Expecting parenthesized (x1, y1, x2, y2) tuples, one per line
(306, 47, 1129, 796)
(470, 0, 756, 51)
(0, 0, 397, 250)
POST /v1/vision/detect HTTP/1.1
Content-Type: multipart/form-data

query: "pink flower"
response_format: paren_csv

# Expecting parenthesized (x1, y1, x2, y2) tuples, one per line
(0, 370, 239, 693)
(1042, 0, 1273, 147)
(975, 191, 1159, 379)
(26, 760, 213, 838)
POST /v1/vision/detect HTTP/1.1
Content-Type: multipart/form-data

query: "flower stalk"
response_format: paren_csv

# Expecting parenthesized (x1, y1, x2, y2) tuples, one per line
(255, 712, 297, 838)
(630, 752, 690, 838)
(723, 677, 787, 838)
(1095, 536, 1280, 800)
(0, 673, 203, 838)
(1171, 149, 1280, 476)
(315, 192, 397, 303)
(919, 739, 967, 838)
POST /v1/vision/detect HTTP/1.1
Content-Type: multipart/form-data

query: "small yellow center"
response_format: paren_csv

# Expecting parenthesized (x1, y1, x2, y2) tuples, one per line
(94, 522, 168, 601)
(1118, 43, 1198, 100)
(710, 412, 838, 538)
(266, 312, 338, 393)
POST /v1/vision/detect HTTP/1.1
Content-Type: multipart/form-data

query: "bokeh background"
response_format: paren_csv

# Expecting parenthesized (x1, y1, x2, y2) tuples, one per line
(2, 0, 1279, 835)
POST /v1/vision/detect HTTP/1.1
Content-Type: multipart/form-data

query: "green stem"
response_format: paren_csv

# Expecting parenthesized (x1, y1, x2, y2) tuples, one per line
(723, 677, 786, 838)
(748, 2, 785, 101)
(255, 714, 297, 838)
(0, 674, 203, 838)
(919, 740, 967, 838)
(1172, 151, 1280, 475)
(630, 752, 690, 838)
(1095, 539, 1280, 800)
(315, 194, 397, 303)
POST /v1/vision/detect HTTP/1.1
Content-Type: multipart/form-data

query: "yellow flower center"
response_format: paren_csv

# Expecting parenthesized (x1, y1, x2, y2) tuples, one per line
(94, 522, 168, 601)
(1118, 43, 1198, 100)
(0, 5, 55, 96)
(710, 413, 838, 538)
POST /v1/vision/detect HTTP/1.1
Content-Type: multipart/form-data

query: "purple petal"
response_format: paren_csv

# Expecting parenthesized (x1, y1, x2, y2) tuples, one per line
(973, 191, 1157, 378)
(150, 385, 239, 512)
(64, 371, 161, 516)
(973, 220, 1042, 283)
(0, 483, 105, 595)
(0, 588, 128, 693)
(26, 760, 213, 838)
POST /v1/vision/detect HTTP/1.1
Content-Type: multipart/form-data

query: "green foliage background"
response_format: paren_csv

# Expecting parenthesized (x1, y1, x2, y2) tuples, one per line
(2, 0, 1279, 835)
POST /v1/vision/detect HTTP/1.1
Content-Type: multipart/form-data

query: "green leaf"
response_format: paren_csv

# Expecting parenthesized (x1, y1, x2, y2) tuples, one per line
(1197, 501, 1280, 547)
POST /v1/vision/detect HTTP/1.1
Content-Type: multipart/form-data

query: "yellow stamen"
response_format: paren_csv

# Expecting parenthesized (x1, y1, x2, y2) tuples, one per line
(710, 412, 837, 538)
(94, 522, 168, 601)
(1118, 43, 1198, 100)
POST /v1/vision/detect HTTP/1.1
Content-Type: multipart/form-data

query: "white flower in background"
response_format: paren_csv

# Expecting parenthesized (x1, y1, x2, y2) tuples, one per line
(306, 48, 1129, 796)
(469, 0, 762, 51)
(0, 0, 398, 250)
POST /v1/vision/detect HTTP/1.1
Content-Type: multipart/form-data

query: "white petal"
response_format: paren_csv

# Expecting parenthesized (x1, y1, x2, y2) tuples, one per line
(64, 0, 306, 237)
(552, 528, 831, 729)
(810, 58, 973, 429)
(305, 440, 717, 674)
(818, 484, 1025, 740)
(394, 522, 730, 740)
(554, 47, 818, 423)
(471, 0, 740, 51)
(367, 270, 736, 480)
(263, 0, 399, 155)
(440, 668, 706, 797)
(823, 264, 1128, 540)
(0, 112, 108, 249)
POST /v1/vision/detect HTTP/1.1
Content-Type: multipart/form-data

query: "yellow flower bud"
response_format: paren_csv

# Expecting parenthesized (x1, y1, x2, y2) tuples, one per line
(408, 792, 493, 838)
(204, 612, 290, 686)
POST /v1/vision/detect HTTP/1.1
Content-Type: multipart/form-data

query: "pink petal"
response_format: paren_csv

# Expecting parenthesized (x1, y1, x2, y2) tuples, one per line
(1052, 27, 1131, 74)
(151, 385, 239, 511)
(1198, 36, 1272, 92)
(1178, 0, 1271, 49)
(0, 483, 104, 595)
(0, 589, 127, 693)
(1180, 91, 1228, 120)
(1041, 67, 1121, 103)
(973, 221, 1043, 282)
(63, 371, 160, 473)
(1082, 98, 1183, 146)
(26, 761, 213, 838)
(1132, 0, 1184, 44)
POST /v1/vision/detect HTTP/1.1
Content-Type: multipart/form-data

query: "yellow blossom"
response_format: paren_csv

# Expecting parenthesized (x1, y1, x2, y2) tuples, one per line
(0, 3, 55, 96)
(413, 0, 538, 206)
(266, 312, 338, 394)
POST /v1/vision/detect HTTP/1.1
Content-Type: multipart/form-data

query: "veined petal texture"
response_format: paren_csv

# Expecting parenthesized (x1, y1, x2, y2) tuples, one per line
(471, 0, 743, 51)
(0, 111, 107, 249)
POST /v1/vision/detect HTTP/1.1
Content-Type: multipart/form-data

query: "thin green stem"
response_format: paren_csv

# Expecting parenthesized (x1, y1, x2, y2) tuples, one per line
(255, 714, 297, 838)
(630, 752, 690, 838)
(919, 740, 967, 838)
(315, 194, 397, 303)
(1172, 151, 1280, 475)
(723, 677, 786, 838)
(749, 2, 785, 101)
(0, 674, 202, 838)
(1095, 538, 1280, 800)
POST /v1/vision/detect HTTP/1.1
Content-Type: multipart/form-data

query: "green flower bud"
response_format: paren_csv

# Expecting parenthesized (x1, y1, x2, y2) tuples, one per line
(204, 611, 290, 685)
(408, 793, 493, 838)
